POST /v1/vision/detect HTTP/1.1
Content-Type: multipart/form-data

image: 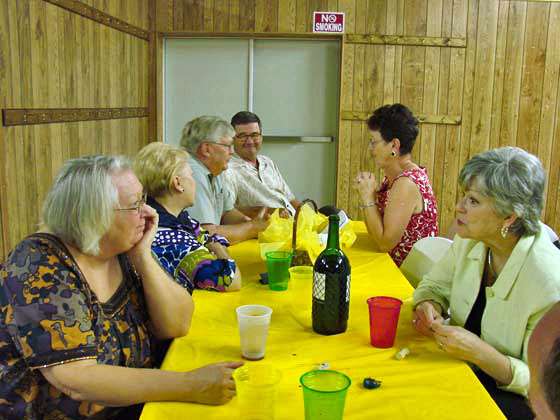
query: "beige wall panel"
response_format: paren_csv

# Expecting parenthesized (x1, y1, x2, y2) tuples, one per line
(551, 87, 560, 233)
(348, 0, 366, 218)
(336, 0, 356, 214)
(278, 0, 296, 32)
(488, 2, 509, 151)
(401, 0, 427, 165)
(239, 0, 256, 31)
(516, 3, 548, 156)
(255, 0, 278, 32)
(469, 0, 499, 156)
(214, 0, 229, 31)
(499, 2, 526, 147)
(431, 0, 450, 230)
(438, 0, 467, 233)
(0, 0, 150, 258)
(542, 4, 560, 227)
(457, 0, 478, 173)
(204, 0, 214, 31)
(91, 0, 150, 31)
(421, 0, 443, 187)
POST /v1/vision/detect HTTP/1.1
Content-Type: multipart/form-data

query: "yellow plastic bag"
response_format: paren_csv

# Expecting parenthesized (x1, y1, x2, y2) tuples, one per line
(258, 210, 293, 259)
(258, 207, 357, 263)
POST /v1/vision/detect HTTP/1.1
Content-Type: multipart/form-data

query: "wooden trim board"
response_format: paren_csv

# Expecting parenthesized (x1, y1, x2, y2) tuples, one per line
(43, 0, 150, 40)
(341, 110, 462, 125)
(2, 108, 149, 126)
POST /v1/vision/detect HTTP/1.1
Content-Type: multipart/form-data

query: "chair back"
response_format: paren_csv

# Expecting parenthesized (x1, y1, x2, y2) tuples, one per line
(400, 236, 453, 288)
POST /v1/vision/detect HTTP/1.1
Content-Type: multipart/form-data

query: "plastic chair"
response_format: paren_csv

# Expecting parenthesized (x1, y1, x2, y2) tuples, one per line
(400, 236, 453, 288)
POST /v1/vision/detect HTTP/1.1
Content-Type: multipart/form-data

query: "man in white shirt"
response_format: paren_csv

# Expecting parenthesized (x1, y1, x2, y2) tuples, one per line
(227, 111, 301, 217)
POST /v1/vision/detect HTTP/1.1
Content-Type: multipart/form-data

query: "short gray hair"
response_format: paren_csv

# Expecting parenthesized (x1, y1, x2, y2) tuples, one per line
(179, 116, 235, 154)
(459, 147, 545, 236)
(42, 155, 131, 255)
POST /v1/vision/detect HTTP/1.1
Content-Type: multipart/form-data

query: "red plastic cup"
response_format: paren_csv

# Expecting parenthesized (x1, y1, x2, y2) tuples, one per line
(367, 296, 403, 348)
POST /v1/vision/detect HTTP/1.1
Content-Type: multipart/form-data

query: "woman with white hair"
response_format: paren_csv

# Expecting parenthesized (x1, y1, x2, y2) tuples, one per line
(134, 142, 241, 293)
(412, 147, 560, 420)
(0, 156, 242, 419)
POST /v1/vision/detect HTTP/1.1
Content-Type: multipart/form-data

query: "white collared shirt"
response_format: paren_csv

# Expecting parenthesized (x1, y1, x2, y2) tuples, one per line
(225, 154, 296, 215)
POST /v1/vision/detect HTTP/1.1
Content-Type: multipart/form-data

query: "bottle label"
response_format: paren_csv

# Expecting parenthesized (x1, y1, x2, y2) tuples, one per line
(346, 274, 351, 302)
(313, 272, 326, 301)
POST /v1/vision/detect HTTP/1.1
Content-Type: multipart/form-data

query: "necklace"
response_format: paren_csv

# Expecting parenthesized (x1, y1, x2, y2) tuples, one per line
(487, 249, 497, 280)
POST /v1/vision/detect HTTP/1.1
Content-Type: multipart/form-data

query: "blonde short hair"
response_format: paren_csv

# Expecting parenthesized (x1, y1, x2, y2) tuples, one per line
(134, 142, 189, 197)
(42, 155, 130, 255)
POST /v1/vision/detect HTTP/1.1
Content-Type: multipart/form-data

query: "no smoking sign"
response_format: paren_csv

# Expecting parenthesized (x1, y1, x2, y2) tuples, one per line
(313, 12, 345, 33)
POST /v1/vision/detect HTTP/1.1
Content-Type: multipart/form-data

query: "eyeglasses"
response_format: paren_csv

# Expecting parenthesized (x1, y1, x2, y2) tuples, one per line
(205, 141, 234, 151)
(115, 193, 147, 213)
(235, 132, 262, 142)
(368, 139, 384, 148)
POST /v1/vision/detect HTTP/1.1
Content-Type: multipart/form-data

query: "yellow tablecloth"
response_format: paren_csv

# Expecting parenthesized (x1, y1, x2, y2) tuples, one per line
(141, 223, 504, 420)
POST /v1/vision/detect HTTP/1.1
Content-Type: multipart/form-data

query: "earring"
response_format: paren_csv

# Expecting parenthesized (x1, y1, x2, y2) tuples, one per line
(179, 188, 185, 193)
(391, 151, 396, 157)
(500, 225, 509, 238)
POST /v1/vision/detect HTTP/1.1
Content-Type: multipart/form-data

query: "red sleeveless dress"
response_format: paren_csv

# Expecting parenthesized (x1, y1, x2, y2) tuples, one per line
(376, 167, 439, 266)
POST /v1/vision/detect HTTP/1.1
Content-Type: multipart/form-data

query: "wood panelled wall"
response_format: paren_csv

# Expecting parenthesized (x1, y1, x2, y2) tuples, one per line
(158, 0, 560, 235)
(0, 0, 151, 259)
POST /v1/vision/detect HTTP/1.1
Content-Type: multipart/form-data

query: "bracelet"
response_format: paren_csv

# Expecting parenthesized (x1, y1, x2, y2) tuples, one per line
(359, 202, 376, 209)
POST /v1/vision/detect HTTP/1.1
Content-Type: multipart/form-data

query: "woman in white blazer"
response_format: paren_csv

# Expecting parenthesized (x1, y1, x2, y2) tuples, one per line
(413, 147, 560, 420)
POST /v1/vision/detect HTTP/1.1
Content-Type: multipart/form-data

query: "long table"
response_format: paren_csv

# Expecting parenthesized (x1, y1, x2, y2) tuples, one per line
(141, 223, 505, 419)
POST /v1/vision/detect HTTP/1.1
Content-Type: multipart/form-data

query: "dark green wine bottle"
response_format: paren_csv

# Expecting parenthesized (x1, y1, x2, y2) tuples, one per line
(312, 214, 351, 335)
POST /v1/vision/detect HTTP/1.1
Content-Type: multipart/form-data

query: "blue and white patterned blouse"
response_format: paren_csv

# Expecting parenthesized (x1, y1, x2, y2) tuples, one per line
(148, 197, 236, 294)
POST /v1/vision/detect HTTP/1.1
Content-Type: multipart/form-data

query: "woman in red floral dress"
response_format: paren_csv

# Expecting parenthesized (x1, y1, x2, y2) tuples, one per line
(354, 104, 439, 266)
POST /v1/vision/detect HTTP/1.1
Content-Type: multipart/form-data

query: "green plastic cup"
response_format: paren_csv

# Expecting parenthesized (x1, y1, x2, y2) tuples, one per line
(300, 370, 351, 420)
(265, 251, 292, 291)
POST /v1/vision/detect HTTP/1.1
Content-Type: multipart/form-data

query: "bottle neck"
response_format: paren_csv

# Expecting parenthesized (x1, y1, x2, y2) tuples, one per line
(326, 216, 340, 250)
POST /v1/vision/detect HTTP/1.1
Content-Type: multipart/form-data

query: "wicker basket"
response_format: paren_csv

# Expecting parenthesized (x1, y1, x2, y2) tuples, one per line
(290, 199, 318, 267)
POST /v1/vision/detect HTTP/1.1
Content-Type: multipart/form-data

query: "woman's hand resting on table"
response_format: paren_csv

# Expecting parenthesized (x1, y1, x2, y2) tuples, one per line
(412, 301, 444, 337)
(184, 361, 244, 405)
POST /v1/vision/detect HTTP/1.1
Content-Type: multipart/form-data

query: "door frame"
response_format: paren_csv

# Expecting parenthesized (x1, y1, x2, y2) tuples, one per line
(152, 31, 344, 201)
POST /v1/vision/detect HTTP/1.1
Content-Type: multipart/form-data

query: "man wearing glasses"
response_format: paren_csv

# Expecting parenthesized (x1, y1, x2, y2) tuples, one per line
(180, 116, 269, 244)
(227, 111, 301, 218)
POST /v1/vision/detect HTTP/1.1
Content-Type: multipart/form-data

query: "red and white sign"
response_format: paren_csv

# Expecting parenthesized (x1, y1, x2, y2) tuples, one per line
(313, 11, 345, 33)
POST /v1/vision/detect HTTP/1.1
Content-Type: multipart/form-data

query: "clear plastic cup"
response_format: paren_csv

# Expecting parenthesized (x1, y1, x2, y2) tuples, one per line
(234, 364, 282, 420)
(300, 370, 351, 420)
(265, 251, 293, 291)
(236, 304, 273, 360)
(288, 266, 314, 328)
(289, 265, 314, 282)
(367, 296, 403, 348)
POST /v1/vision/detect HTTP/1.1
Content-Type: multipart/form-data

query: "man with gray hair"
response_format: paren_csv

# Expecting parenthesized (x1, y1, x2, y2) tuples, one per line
(180, 115, 268, 243)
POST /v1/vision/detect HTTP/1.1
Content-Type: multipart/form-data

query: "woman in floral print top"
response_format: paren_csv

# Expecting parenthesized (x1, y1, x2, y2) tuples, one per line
(354, 104, 439, 267)
(134, 142, 241, 294)
(0, 156, 242, 420)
